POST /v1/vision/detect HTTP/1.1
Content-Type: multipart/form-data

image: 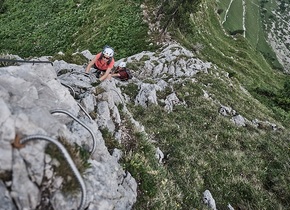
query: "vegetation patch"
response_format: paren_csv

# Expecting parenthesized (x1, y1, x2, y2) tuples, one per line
(45, 136, 90, 193)
(0, 0, 155, 60)
(50, 51, 88, 65)
(128, 93, 289, 209)
(216, 0, 282, 70)
(0, 53, 18, 67)
(120, 83, 139, 102)
(0, 171, 12, 182)
(100, 128, 120, 154)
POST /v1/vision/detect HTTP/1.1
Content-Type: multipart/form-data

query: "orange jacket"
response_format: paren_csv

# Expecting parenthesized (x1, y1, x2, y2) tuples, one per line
(94, 52, 115, 71)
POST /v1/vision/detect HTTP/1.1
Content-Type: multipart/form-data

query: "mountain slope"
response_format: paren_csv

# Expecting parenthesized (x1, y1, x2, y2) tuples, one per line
(165, 0, 290, 125)
(1, 42, 289, 210)
(216, 0, 290, 71)
(264, 0, 290, 72)
(0, 0, 289, 209)
(123, 44, 290, 209)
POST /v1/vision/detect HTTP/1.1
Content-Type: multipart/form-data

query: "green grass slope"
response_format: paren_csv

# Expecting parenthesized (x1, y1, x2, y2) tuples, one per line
(221, 0, 243, 33)
(0, 0, 153, 60)
(171, 0, 290, 125)
(216, 0, 282, 70)
(124, 0, 290, 209)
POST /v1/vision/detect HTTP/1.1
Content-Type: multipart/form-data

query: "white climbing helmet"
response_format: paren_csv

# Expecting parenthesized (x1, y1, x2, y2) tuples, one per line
(119, 62, 126, 68)
(103, 47, 114, 57)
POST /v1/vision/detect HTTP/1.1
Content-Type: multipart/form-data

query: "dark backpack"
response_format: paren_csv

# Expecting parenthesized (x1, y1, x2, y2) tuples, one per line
(118, 68, 133, 81)
(125, 69, 133, 80)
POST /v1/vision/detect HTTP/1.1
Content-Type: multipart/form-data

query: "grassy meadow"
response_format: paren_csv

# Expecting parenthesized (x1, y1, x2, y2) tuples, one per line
(0, 0, 154, 60)
(216, 0, 282, 70)
(221, 0, 243, 32)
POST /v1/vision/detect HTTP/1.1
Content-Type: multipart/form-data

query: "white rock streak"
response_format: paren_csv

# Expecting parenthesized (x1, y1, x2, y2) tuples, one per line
(222, 0, 234, 25)
(242, 0, 246, 37)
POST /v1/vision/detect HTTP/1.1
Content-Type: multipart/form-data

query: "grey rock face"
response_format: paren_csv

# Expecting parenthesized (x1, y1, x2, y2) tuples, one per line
(203, 190, 217, 210)
(0, 181, 17, 210)
(0, 60, 137, 209)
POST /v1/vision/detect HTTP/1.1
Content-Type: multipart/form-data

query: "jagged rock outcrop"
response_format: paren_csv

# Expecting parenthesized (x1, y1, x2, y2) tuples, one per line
(203, 190, 217, 210)
(0, 61, 137, 210)
(265, 1, 290, 72)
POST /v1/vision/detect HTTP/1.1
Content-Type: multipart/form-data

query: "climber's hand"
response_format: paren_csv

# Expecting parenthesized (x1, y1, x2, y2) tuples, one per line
(91, 79, 101, 87)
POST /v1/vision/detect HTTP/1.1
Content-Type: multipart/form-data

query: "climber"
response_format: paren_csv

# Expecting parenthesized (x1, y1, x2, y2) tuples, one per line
(85, 46, 115, 81)
(108, 61, 132, 81)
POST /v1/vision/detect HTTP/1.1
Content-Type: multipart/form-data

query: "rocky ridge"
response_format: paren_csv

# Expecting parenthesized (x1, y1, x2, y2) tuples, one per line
(265, 1, 290, 72)
(0, 42, 280, 210)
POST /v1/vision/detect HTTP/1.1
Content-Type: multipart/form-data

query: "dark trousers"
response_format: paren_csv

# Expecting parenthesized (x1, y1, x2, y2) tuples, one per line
(93, 64, 105, 78)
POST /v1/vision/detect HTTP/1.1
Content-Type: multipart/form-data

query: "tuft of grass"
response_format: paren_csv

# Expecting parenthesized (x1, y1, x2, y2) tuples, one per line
(100, 128, 120, 154)
(126, 60, 146, 72)
(120, 83, 139, 102)
(0, 171, 12, 182)
(45, 136, 90, 193)
(50, 51, 88, 65)
(94, 86, 106, 96)
(139, 55, 150, 62)
(0, 53, 19, 67)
